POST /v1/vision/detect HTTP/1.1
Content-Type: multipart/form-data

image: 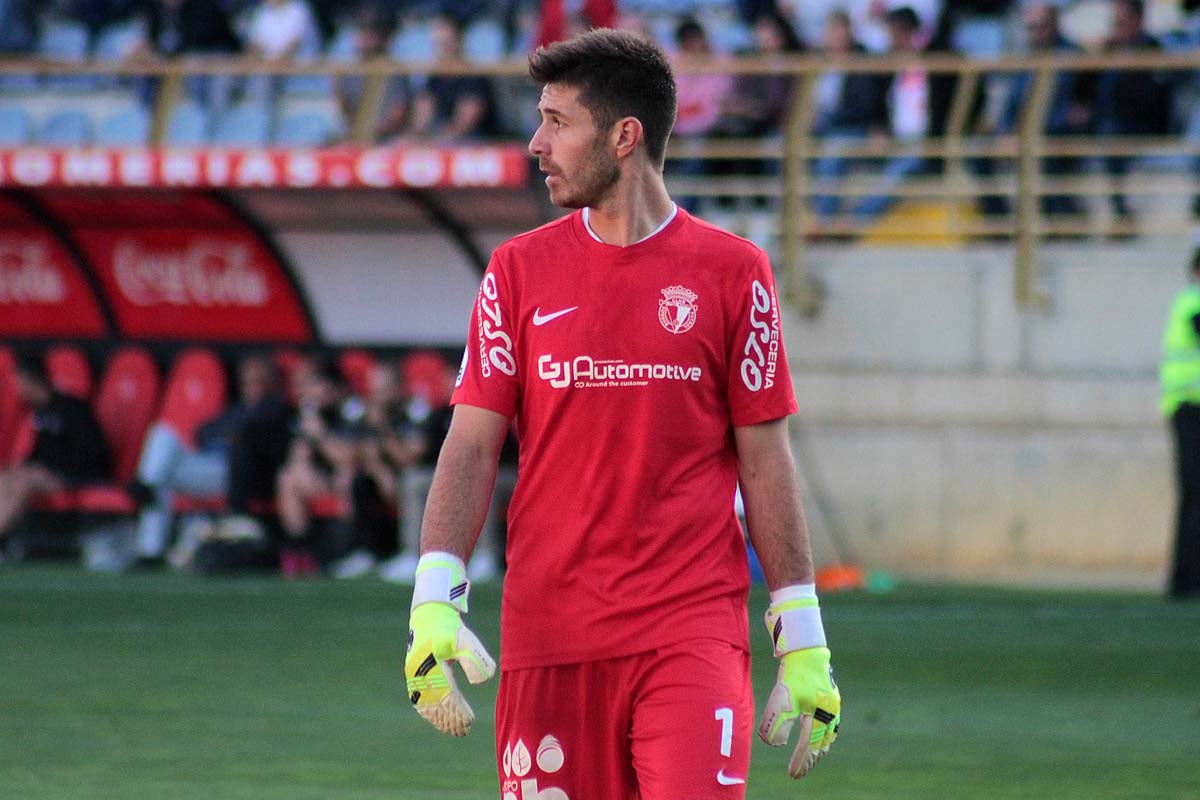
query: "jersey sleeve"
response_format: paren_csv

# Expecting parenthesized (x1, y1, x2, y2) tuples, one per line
(451, 252, 520, 420)
(726, 251, 799, 426)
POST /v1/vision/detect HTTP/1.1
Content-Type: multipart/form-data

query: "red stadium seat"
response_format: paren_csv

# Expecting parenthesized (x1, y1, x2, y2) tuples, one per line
(0, 348, 29, 468)
(92, 347, 161, 484)
(338, 349, 376, 398)
(44, 344, 93, 399)
(157, 348, 227, 447)
(400, 350, 452, 406)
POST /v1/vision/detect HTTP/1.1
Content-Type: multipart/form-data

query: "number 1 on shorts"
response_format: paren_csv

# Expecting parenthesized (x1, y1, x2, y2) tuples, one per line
(715, 707, 734, 758)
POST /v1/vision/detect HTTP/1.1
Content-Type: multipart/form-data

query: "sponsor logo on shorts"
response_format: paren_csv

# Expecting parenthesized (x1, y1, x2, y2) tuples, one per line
(716, 768, 746, 786)
(501, 735, 568, 800)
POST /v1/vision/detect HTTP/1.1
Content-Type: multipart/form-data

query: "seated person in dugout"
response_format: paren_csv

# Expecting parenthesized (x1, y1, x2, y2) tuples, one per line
(0, 355, 111, 546)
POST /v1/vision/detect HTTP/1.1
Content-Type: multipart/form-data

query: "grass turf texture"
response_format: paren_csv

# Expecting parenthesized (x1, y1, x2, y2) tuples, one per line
(2, 564, 1198, 799)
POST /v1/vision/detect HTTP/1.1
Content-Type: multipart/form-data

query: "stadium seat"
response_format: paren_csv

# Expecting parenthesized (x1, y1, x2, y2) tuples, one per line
(44, 344, 93, 399)
(0, 105, 32, 146)
(39, 110, 92, 146)
(93, 21, 143, 62)
(338, 349, 376, 398)
(92, 347, 161, 484)
(156, 348, 227, 447)
(212, 102, 272, 147)
(463, 18, 507, 64)
(400, 350, 451, 407)
(96, 106, 152, 147)
(165, 101, 210, 146)
(390, 21, 436, 65)
(37, 19, 89, 62)
(274, 111, 335, 147)
(0, 348, 29, 468)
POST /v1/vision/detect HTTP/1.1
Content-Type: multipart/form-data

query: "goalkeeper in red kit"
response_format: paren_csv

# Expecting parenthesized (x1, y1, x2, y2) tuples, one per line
(404, 28, 840, 799)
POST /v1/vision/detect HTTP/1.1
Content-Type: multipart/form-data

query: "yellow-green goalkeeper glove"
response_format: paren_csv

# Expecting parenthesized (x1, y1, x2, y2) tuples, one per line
(757, 584, 841, 778)
(404, 552, 496, 737)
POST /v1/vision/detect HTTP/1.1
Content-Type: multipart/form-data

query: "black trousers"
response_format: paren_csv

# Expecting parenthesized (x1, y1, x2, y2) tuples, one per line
(1169, 403, 1200, 597)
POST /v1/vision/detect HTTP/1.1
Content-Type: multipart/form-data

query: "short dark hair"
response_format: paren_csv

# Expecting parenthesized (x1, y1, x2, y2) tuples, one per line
(14, 353, 48, 386)
(528, 28, 677, 168)
(675, 17, 705, 45)
(885, 6, 921, 32)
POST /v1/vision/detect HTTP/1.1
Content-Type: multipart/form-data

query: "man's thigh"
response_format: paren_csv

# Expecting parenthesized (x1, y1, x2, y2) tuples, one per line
(630, 639, 753, 800)
(494, 640, 752, 800)
(495, 659, 639, 800)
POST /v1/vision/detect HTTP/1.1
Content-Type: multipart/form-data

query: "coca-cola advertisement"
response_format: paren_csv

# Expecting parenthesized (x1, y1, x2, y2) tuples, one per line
(0, 232, 107, 337)
(80, 229, 311, 341)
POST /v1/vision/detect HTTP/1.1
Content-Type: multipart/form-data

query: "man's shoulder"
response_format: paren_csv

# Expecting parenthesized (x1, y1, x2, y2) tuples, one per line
(676, 211, 766, 265)
(495, 213, 579, 259)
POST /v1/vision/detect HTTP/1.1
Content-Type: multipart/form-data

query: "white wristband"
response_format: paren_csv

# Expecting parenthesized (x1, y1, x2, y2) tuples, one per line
(411, 551, 470, 613)
(764, 582, 826, 655)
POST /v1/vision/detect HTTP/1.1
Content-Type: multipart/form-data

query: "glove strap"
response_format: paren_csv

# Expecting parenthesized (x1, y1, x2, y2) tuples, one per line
(764, 583, 826, 656)
(411, 551, 470, 613)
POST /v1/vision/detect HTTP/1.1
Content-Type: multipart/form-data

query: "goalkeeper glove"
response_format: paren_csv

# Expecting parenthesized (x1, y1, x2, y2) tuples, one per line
(757, 584, 841, 778)
(404, 552, 496, 737)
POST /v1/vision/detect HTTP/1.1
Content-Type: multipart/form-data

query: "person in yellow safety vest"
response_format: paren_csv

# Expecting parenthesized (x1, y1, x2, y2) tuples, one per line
(1160, 246, 1200, 600)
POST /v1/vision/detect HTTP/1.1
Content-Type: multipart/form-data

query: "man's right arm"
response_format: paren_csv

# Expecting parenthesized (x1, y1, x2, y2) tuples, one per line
(418, 402, 510, 560)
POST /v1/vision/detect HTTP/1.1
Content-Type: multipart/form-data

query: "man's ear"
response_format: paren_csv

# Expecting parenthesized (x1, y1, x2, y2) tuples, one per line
(612, 116, 643, 160)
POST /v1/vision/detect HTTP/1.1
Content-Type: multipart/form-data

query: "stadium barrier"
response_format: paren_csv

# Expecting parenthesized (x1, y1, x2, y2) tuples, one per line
(1, 50, 1198, 318)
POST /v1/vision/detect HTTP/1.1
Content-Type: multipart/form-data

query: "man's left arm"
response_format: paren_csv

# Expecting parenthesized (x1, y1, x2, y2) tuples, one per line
(735, 418, 841, 779)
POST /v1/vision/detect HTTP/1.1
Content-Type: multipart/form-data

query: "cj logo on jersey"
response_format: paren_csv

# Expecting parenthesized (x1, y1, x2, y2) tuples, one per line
(501, 735, 569, 800)
(740, 279, 781, 392)
(538, 354, 702, 389)
(658, 285, 698, 334)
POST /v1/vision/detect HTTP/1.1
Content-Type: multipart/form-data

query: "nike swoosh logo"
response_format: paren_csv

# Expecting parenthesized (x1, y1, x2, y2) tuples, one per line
(532, 306, 578, 326)
(716, 769, 745, 786)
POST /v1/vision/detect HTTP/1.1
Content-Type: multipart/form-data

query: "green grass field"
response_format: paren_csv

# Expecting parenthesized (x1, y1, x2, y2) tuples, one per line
(2, 564, 1198, 799)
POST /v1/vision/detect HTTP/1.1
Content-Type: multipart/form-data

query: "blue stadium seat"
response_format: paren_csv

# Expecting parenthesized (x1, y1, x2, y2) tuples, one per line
(97, 106, 152, 146)
(0, 105, 32, 146)
(37, 19, 89, 61)
(274, 111, 336, 147)
(390, 21, 436, 65)
(39, 110, 92, 146)
(93, 20, 143, 61)
(165, 101, 210, 146)
(463, 18, 506, 64)
(212, 102, 272, 147)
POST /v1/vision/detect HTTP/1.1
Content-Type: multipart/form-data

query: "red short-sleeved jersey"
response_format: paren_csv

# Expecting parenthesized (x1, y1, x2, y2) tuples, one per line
(452, 208, 798, 670)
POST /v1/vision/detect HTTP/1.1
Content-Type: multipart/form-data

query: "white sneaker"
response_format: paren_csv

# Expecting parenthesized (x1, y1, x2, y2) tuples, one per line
(378, 552, 419, 584)
(331, 549, 377, 579)
(467, 550, 500, 582)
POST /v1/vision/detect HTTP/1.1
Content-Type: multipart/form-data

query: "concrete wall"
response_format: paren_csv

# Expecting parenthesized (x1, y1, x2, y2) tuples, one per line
(790, 239, 1191, 588)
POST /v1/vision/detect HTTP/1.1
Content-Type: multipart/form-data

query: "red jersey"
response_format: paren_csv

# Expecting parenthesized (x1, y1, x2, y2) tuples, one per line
(452, 208, 798, 670)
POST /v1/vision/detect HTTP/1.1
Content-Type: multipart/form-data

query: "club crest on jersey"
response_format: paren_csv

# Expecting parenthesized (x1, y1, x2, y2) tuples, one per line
(658, 285, 698, 334)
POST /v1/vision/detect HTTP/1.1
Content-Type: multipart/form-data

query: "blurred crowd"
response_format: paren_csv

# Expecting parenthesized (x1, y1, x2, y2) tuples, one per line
(0, 347, 515, 582)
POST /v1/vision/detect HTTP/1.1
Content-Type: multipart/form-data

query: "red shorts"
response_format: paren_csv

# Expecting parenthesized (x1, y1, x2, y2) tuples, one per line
(494, 638, 753, 800)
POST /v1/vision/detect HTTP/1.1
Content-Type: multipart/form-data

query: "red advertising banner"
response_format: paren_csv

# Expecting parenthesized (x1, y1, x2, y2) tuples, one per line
(0, 196, 107, 337)
(77, 229, 311, 342)
(0, 146, 528, 190)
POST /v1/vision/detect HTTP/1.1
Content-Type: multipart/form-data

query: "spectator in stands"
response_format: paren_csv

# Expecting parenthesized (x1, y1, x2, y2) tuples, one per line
(329, 361, 425, 578)
(668, 17, 734, 213)
(851, 0, 942, 53)
(0, 0, 39, 54)
(274, 358, 362, 569)
(995, 2, 1095, 218)
(535, 0, 615, 48)
(243, 0, 321, 62)
(133, 0, 243, 111)
(398, 13, 502, 143)
(811, 8, 892, 220)
(379, 361, 509, 583)
(335, 4, 411, 143)
(1165, 0, 1200, 217)
(55, 0, 141, 38)
(849, 5, 957, 221)
(127, 353, 287, 566)
(0, 356, 111, 548)
(709, 9, 803, 208)
(1097, 0, 1175, 223)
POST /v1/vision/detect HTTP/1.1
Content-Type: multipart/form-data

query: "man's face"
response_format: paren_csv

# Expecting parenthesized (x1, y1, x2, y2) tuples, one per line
(528, 83, 620, 209)
(1023, 7, 1056, 49)
(238, 358, 274, 405)
(1112, 3, 1141, 45)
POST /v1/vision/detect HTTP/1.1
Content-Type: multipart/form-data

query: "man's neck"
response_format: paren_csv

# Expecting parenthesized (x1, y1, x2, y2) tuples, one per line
(584, 169, 674, 247)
